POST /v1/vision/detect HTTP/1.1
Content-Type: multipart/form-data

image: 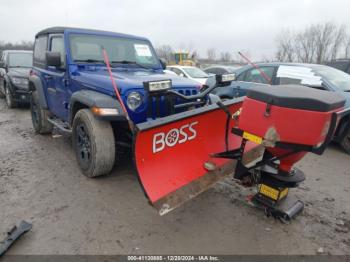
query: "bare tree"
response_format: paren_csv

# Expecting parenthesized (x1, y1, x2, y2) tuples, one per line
(294, 26, 318, 63)
(155, 45, 174, 62)
(330, 24, 347, 60)
(275, 22, 348, 64)
(344, 37, 350, 58)
(314, 22, 335, 63)
(191, 50, 199, 60)
(275, 29, 295, 62)
(220, 52, 232, 62)
(207, 48, 216, 60)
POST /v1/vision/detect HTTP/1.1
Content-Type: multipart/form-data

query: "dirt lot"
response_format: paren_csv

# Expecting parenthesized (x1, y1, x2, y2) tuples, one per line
(0, 98, 350, 255)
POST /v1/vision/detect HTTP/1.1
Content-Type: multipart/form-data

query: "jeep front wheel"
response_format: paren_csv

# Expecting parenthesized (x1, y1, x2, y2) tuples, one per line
(72, 109, 115, 177)
(30, 90, 53, 134)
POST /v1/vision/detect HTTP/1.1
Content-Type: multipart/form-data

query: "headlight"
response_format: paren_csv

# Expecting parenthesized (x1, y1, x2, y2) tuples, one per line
(11, 77, 28, 86)
(127, 92, 142, 111)
(144, 80, 172, 92)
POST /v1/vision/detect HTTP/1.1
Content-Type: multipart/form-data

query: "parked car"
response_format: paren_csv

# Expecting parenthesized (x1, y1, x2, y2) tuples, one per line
(29, 27, 204, 177)
(212, 62, 350, 153)
(204, 65, 241, 75)
(166, 65, 210, 85)
(0, 50, 33, 107)
(327, 59, 350, 75)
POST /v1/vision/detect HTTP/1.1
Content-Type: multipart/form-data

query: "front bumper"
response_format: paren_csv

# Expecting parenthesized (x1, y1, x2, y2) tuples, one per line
(11, 88, 30, 103)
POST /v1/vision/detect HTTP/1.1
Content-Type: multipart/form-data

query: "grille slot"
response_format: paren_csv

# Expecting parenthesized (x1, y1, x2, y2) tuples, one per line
(147, 89, 198, 119)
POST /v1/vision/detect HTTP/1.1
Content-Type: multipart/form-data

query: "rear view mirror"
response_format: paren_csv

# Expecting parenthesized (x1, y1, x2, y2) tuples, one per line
(46, 51, 62, 67)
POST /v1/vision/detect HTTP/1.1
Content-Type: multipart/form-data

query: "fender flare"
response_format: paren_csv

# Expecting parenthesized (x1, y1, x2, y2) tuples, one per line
(69, 90, 125, 124)
(29, 75, 48, 109)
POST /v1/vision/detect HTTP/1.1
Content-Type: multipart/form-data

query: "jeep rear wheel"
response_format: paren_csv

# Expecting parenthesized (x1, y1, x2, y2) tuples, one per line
(340, 128, 350, 154)
(30, 90, 53, 134)
(72, 109, 115, 177)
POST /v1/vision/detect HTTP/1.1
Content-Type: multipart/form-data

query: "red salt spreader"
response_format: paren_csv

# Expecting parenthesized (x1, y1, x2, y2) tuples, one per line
(134, 81, 349, 222)
(213, 85, 349, 221)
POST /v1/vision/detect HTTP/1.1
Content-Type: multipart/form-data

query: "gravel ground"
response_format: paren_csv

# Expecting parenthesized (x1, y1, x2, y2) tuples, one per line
(0, 99, 349, 255)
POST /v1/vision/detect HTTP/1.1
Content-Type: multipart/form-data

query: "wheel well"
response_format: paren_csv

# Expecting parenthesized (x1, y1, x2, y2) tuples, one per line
(71, 101, 89, 123)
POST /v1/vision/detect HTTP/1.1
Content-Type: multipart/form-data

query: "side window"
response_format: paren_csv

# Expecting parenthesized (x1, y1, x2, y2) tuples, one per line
(171, 68, 182, 76)
(244, 67, 274, 84)
(0, 53, 4, 65)
(236, 72, 245, 81)
(50, 36, 65, 67)
(34, 36, 48, 67)
(279, 77, 302, 85)
(217, 68, 228, 74)
(207, 68, 218, 74)
(276, 65, 325, 90)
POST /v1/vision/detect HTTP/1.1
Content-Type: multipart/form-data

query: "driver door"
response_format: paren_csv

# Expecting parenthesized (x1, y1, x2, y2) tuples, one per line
(46, 34, 68, 120)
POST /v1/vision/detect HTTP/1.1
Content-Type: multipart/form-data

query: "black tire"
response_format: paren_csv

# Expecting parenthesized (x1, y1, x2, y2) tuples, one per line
(30, 90, 53, 134)
(340, 128, 350, 154)
(72, 109, 115, 177)
(5, 83, 17, 108)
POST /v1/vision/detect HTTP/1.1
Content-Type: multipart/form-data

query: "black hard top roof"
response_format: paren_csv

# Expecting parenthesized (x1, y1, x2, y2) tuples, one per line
(35, 27, 146, 40)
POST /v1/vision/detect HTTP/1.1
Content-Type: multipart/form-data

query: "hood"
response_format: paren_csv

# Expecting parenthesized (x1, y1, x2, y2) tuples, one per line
(191, 77, 209, 85)
(70, 66, 201, 95)
(7, 67, 31, 78)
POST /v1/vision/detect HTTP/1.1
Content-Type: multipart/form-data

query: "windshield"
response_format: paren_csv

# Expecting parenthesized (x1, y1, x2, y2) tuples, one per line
(69, 34, 161, 69)
(313, 66, 350, 91)
(8, 53, 33, 68)
(182, 67, 208, 78)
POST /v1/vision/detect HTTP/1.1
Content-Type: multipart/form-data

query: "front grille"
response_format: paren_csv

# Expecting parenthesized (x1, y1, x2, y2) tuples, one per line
(147, 89, 198, 119)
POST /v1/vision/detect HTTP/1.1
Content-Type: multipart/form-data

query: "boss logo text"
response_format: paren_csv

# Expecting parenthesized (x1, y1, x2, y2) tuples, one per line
(153, 122, 198, 153)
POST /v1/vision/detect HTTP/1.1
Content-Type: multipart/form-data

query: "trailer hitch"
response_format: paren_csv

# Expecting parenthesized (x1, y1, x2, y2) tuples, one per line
(0, 221, 32, 256)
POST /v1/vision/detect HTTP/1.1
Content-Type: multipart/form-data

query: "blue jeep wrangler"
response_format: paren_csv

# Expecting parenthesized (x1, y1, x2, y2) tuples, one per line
(29, 27, 202, 177)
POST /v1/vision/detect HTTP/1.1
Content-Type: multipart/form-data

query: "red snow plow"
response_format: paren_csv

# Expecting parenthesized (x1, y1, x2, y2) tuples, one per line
(133, 83, 349, 221)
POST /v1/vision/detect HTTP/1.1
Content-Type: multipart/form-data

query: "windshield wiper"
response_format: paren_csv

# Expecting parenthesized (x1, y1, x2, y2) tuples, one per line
(74, 59, 105, 64)
(110, 60, 151, 70)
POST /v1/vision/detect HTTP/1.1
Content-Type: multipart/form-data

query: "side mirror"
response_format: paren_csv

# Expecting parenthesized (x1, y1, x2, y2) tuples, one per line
(179, 73, 185, 77)
(159, 58, 167, 70)
(46, 52, 62, 67)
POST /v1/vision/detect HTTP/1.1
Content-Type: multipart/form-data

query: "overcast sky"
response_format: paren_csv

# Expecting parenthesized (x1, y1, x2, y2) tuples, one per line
(0, 0, 349, 60)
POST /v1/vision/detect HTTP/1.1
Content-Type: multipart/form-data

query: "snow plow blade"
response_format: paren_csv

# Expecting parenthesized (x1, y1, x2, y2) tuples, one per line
(134, 98, 263, 215)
